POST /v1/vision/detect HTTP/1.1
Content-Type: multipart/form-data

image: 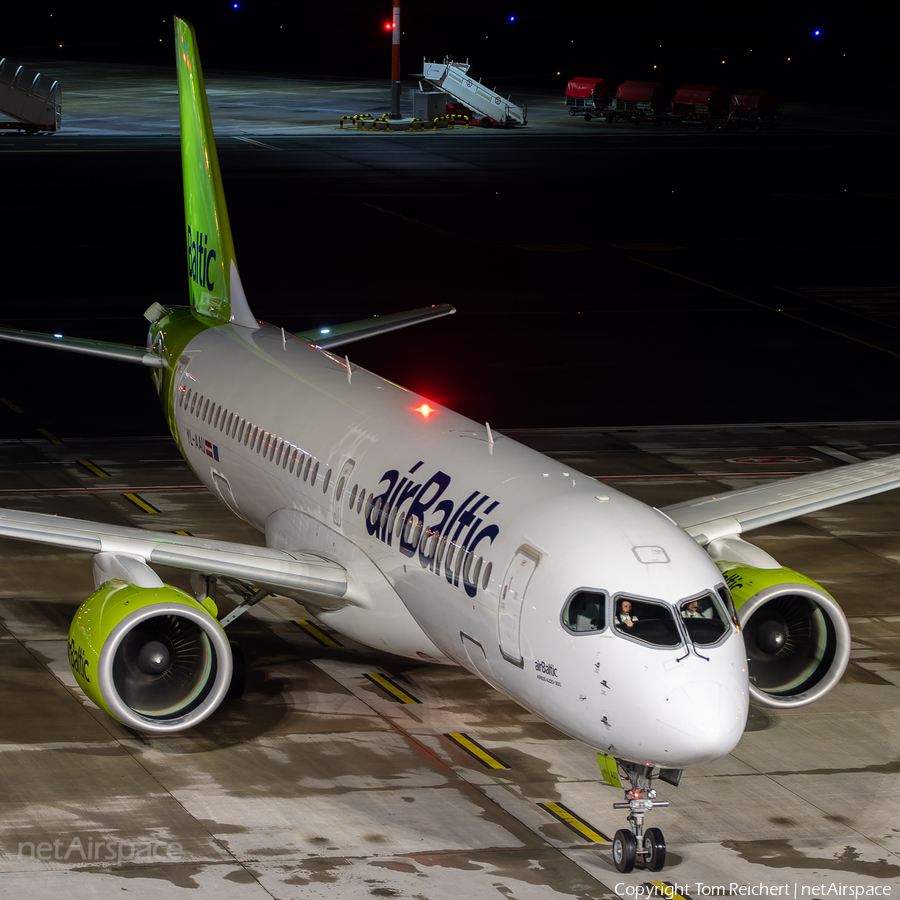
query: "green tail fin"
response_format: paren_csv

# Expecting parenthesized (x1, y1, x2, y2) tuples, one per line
(174, 17, 256, 329)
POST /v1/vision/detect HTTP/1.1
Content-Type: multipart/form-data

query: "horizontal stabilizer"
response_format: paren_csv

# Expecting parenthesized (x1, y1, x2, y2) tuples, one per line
(296, 304, 456, 349)
(0, 326, 165, 368)
(0, 507, 349, 602)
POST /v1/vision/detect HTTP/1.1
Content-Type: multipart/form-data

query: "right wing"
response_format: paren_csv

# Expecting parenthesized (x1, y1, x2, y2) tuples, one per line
(0, 507, 350, 604)
(662, 453, 900, 544)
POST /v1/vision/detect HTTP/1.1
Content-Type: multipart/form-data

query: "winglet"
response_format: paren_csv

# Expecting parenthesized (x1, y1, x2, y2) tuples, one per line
(174, 17, 257, 329)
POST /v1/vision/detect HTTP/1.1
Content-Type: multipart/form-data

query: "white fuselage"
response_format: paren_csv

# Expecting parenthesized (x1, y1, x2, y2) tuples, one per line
(166, 321, 750, 768)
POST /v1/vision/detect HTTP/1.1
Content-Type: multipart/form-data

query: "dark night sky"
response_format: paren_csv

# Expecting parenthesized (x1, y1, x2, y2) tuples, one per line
(3, 4, 897, 100)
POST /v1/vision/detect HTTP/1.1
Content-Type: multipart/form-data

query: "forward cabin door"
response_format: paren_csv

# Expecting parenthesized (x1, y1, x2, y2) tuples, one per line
(497, 547, 540, 667)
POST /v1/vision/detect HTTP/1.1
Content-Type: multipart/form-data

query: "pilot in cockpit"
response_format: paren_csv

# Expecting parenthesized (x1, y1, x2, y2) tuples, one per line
(681, 598, 712, 618)
(616, 599, 638, 629)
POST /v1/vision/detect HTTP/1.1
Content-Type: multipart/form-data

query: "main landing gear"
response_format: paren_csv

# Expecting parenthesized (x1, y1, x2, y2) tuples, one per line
(611, 762, 669, 873)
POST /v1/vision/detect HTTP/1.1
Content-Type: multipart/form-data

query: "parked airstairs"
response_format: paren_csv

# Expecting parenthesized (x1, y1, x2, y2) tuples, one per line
(0, 59, 61, 134)
(421, 58, 526, 126)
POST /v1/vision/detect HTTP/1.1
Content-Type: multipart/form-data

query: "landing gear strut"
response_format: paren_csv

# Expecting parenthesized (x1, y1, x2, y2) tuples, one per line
(612, 762, 669, 873)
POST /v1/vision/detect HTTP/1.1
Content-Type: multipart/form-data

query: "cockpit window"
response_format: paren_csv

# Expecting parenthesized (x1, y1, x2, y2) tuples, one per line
(614, 595, 681, 647)
(717, 584, 739, 629)
(679, 591, 731, 646)
(562, 590, 607, 633)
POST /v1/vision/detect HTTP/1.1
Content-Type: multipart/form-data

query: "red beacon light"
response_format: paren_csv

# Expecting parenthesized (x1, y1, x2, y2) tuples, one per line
(415, 403, 434, 420)
(384, 21, 395, 30)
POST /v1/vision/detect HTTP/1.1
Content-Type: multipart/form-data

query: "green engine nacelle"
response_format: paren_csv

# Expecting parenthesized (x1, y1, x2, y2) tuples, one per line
(716, 561, 851, 709)
(69, 579, 232, 732)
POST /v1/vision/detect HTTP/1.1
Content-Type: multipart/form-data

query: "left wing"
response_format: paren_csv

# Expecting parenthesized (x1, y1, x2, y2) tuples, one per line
(0, 507, 349, 604)
(662, 453, 900, 544)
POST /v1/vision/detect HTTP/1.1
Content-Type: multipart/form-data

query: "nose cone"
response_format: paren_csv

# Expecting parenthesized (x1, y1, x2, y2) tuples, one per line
(656, 680, 748, 767)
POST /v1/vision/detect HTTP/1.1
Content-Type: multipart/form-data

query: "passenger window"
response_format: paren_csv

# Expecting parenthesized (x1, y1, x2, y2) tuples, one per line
(303, 456, 312, 481)
(563, 590, 607, 633)
(310, 461, 319, 485)
(357, 489, 366, 514)
(347, 483, 357, 508)
(481, 560, 492, 590)
(614, 596, 681, 648)
(323, 468, 331, 493)
(436, 535, 448, 567)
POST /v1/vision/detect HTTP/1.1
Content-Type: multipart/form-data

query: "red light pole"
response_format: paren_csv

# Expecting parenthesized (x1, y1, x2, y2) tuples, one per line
(390, 3, 401, 119)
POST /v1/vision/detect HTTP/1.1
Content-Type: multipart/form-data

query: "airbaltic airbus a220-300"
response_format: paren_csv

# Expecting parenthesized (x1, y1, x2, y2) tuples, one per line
(2, 18, 900, 875)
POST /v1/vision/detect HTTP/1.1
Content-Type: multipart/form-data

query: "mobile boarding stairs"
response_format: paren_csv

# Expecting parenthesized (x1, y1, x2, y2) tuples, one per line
(0, 59, 61, 134)
(421, 58, 526, 126)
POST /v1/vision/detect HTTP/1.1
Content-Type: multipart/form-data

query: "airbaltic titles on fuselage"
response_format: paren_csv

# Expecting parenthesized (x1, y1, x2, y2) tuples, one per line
(367, 460, 501, 598)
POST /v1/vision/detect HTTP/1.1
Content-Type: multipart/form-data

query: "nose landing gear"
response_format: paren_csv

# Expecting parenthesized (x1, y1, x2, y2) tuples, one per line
(611, 762, 669, 873)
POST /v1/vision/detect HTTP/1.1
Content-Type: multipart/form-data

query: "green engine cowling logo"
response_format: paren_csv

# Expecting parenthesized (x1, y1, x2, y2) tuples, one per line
(715, 560, 833, 611)
(68, 579, 220, 721)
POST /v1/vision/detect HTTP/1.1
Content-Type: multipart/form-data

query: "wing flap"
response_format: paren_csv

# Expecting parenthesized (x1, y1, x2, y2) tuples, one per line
(662, 454, 900, 543)
(0, 507, 348, 599)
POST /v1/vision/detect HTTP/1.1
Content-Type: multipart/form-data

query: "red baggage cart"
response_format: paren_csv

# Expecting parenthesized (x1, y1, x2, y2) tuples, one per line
(728, 89, 779, 130)
(609, 81, 672, 125)
(671, 84, 729, 129)
(565, 77, 615, 121)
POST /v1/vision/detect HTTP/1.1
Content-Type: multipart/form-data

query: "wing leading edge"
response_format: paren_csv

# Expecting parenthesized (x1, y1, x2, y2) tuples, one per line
(662, 453, 900, 544)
